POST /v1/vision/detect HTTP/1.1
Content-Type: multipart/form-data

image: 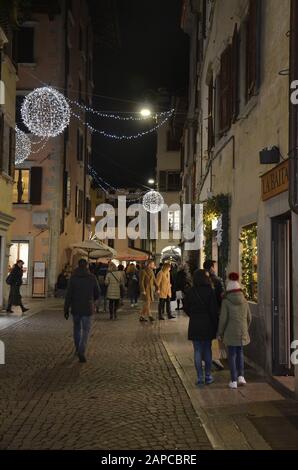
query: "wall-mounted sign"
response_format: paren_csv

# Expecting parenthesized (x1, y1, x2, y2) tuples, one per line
(261, 160, 289, 201)
(33, 261, 46, 279)
(32, 261, 46, 298)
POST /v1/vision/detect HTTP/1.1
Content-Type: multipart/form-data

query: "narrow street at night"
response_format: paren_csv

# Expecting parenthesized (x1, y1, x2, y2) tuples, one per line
(1, 0, 298, 462)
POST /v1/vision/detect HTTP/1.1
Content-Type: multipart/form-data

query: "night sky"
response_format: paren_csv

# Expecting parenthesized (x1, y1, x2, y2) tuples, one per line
(89, 0, 189, 189)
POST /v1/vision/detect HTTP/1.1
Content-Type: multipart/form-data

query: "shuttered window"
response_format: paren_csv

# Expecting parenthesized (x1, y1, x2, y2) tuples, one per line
(219, 45, 232, 134)
(246, 0, 262, 101)
(232, 24, 240, 121)
(30, 167, 42, 205)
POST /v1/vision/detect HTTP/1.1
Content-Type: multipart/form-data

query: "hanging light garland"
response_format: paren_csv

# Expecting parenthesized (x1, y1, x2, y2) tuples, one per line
(71, 109, 171, 141)
(142, 190, 164, 213)
(68, 98, 174, 121)
(21, 86, 70, 137)
(15, 126, 31, 165)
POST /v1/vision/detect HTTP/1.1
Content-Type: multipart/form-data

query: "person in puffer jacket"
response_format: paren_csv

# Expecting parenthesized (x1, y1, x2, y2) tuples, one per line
(217, 272, 252, 389)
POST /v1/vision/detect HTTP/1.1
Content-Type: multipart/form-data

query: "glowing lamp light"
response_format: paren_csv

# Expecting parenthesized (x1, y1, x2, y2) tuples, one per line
(148, 179, 155, 185)
(140, 108, 152, 118)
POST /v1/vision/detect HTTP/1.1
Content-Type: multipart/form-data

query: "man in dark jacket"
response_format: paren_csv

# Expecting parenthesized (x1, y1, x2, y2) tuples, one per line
(6, 260, 29, 314)
(64, 259, 100, 363)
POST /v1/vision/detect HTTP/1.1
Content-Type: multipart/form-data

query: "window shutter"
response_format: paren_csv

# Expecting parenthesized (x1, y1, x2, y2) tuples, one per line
(232, 24, 240, 122)
(219, 45, 232, 133)
(159, 171, 167, 191)
(30, 167, 42, 205)
(246, 0, 261, 100)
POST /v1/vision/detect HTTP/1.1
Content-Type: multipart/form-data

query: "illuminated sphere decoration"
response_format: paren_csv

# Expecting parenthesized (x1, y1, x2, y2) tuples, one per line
(15, 126, 31, 165)
(142, 190, 164, 214)
(21, 86, 70, 137)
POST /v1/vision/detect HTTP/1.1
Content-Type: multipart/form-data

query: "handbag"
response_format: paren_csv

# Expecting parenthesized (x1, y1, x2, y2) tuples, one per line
(218, 339, 227, 359)
(6, 273, 13, 285)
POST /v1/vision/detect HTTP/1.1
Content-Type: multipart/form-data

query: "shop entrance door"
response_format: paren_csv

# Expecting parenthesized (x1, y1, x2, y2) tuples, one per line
(271, 213, 294, 375)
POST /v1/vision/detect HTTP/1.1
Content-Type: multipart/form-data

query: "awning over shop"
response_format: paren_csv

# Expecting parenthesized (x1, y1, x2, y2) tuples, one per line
(115, 247, 149, 262)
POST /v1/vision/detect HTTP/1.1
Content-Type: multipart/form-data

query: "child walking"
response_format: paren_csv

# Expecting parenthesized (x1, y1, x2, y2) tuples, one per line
(217, 273, 252, 389)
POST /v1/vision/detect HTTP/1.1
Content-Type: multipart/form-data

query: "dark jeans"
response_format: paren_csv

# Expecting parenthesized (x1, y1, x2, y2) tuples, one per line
(73, 315, 91, 356)
(109, 299, 119, 319)
(228, 346, 244, 382)
(158, 297, 171, 318)
(193, 340, 212, 381)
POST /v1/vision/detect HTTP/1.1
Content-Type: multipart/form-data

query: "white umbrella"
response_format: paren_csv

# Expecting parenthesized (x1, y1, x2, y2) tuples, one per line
(71, 240, 115, 260)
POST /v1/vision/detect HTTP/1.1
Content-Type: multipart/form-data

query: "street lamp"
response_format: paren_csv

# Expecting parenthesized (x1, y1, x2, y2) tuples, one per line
(148, 178, 155, 185)
(90, 217, 95, 223)
(140, 108, 152, 118)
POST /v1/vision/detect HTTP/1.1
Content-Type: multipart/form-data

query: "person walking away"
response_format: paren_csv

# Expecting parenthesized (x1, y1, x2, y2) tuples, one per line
(55, 269, 68, 298)
(6, 260, 29, 314)
(184, 269, 219, 385)
(117, 264, 127, 306)
(217, 272, 252, 389)
(156, 263, 175, 320)
(175, 264, 192, 311)
(203, 259, 225, 371)
(139, 260, 159, 322)
(105, 263, 125, 320)
(126, 264, 139, 307)
(64, 259, 100, 363)
(96, 263, 108, 312)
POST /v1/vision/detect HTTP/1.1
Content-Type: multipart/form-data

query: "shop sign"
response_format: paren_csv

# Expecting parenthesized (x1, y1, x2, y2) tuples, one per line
(261, 160, 289, 201)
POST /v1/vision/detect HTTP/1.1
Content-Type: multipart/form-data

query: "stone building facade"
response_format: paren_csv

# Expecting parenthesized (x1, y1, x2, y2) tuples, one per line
(182, 0, 298, 397)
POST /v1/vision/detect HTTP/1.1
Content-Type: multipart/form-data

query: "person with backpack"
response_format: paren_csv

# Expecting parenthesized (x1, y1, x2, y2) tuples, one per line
(217, 272, 252, 389)
(184, 269, 219, 386)
(6, 260, 29, 314)
(105, 263, 125, 320)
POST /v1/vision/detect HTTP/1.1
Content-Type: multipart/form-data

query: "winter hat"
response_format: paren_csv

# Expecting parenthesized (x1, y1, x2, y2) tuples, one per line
(226, 272, 242, 292)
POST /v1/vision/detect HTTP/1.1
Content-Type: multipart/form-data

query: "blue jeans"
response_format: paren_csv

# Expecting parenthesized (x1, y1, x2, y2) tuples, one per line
(193, 340, 212, 381)
(228, 346, 244, 382)
(73, 315, 91, 355)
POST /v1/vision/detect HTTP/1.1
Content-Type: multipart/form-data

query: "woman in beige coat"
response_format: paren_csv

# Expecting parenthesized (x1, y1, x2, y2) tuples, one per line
(105, 263, 125, 320)
(139, 260, 159, 322)
(156, 263, 175, 320)
(217, 272, 252, 389)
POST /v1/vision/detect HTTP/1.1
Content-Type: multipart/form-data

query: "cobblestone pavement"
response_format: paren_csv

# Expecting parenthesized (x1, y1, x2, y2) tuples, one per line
(0, 305, 211, 450)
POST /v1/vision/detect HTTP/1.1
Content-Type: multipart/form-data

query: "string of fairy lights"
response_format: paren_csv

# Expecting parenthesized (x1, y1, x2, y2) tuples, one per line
(15, 86, 168, 212)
